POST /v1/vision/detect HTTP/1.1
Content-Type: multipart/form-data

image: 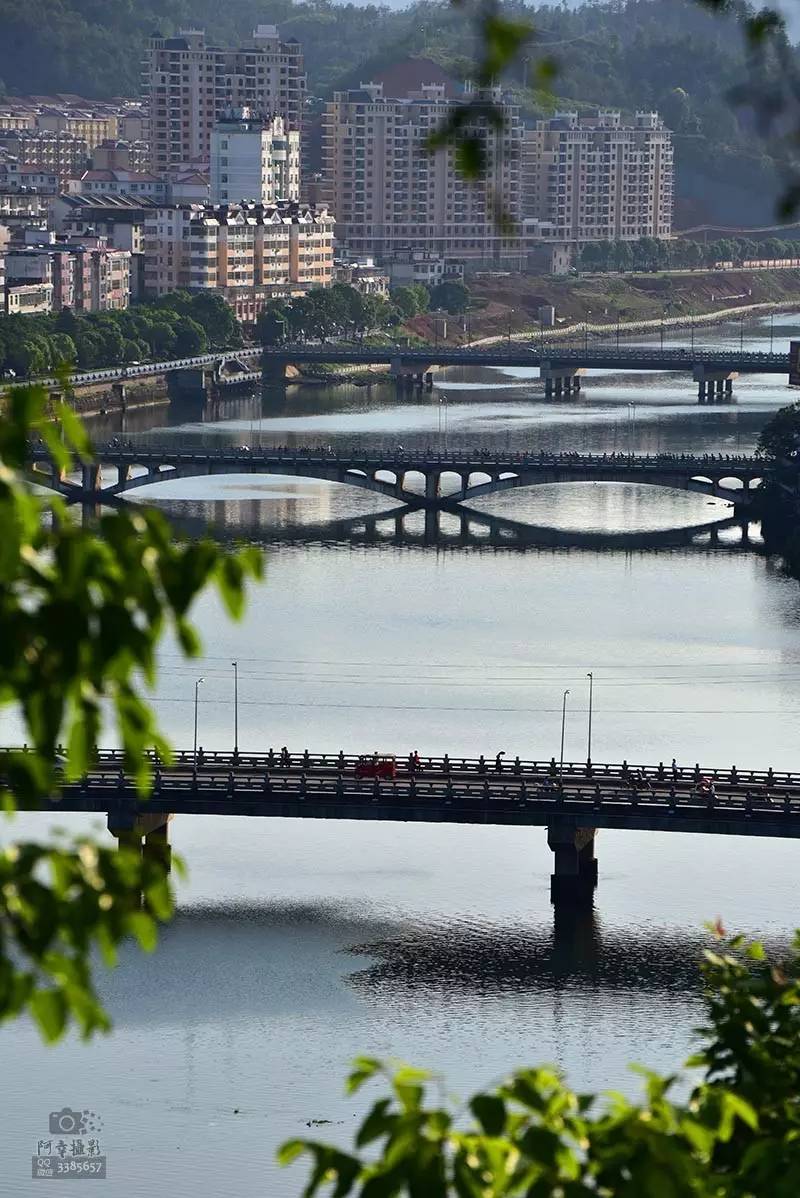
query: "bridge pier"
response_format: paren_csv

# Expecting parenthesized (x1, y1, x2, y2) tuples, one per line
(547, 824, 597, 905)
(541, 364, 585, 399)
(694, 366, 738, 404)
(107, 810, 173, 874)
(425, 472, 441, 502)
(111, 381, 127, 412)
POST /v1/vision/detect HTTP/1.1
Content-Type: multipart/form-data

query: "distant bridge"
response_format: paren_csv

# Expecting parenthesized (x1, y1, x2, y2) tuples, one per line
(28, 444, 764, 509)
(264, 344, 793, 400)
(29, 748, 800, 905)
(23, 343, 796, 403)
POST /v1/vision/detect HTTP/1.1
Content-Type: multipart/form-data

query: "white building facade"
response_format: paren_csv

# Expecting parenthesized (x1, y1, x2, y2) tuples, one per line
(210, 110, 300, 206)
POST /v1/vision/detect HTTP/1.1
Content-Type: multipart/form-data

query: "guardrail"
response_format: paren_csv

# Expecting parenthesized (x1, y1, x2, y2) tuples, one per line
(27, 747, 799, 789)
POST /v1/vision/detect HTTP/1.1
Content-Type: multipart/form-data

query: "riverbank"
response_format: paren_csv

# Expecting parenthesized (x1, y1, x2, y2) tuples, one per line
(460, 267, 800, 342)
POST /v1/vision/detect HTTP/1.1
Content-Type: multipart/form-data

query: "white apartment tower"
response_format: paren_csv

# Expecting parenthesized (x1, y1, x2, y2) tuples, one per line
(210, 110, 300, 205)
(143, 27, 306, 174)
(322, 82, 524, 261)
(521, 110, 673, 242)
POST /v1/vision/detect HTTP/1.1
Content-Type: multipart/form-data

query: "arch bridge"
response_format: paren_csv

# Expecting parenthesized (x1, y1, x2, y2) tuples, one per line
(28, 444, 764, 509)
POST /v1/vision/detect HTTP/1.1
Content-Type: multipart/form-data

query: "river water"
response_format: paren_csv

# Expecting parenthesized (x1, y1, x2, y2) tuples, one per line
(3, 313, 800, 1196)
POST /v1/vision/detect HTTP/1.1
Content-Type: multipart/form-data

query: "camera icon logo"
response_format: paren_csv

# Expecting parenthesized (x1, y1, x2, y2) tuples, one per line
(49, 1108, 87, 1136)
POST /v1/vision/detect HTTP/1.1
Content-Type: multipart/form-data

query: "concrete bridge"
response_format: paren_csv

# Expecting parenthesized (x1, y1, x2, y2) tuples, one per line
(28, 444, 764, 509)
(263, 344, 794, 402)
(29, 748, 800, 905)
(25, 342, 797, 404)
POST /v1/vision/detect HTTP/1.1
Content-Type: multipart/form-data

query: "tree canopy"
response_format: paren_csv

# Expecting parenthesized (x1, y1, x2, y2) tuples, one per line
(0, 384, 261, 1039)
(282, 927, 800, 1196)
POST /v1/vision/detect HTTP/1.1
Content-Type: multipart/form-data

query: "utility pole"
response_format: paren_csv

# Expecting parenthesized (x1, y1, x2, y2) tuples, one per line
(559, 689, 570, 784)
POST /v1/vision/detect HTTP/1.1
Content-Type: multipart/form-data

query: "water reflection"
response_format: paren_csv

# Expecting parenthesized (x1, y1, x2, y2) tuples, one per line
(166, 500, 762, 555)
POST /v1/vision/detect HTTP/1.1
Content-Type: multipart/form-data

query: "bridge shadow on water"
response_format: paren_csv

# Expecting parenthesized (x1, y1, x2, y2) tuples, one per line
(95, 897, 788, 1029)
(163, 502, 762, 556)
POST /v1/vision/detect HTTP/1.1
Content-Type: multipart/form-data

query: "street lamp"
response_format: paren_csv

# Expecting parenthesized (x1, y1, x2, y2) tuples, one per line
(559, 688, 570, 783)
(586, 672, 593, 763)
(739, 313, 745, 353)
(193, 678, 205, 764)
(770, 310, 775, 354)
(627, 402, 637, 459)
(232, 661, 239, 759)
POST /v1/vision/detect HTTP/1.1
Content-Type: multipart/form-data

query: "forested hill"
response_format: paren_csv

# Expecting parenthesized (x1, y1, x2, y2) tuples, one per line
(0, 0, 794, 224)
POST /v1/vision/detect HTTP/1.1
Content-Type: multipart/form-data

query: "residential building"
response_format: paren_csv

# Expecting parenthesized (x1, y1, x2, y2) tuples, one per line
(521, 110, 674, 242)
(0, 190, 50, 231)
(387, 249, 463, 288)
(0, 129, 89, 189)
(321, 82, 524, 263)
(72, 169, 170, 202)
(5, 281, 53, 314)
(53, 192, 155, 298)
(66, 169, 209, 205)
(4, 233, 131, 312)
(143, 27, 306, 175)
(210, 110, 300, 205)
(332, 257, 389, 295)
(0, 111, 36, 131)
(36, 108, 119, 151)
(143, 200, 333, 321)
(0, 162, 60, 195)
(91, 139, 150, 173)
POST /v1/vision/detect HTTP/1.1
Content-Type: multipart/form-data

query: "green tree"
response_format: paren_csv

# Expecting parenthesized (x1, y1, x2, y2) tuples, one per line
(428, 281, 469, 315)
(282, 928, 800, 1196)
(173, 316, 208, 357)
(49, 333, 78, 367)
(390, 286, 421, 319)
(187, 291, 240, 347)
(256, 301, 290, 346)
(757, 401, 800, 461)
(0, 385, 262, 1039)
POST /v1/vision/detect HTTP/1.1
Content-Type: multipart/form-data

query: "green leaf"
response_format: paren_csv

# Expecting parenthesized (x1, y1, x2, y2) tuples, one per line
(470, 1093, 506, 1135)
(29, 988, 68, 1043)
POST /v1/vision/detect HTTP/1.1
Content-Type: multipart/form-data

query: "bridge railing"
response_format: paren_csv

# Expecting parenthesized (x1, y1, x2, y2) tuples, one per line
(27, 444, 763, 473)
(34, 746, 800, 788)
(49, 770, 800, 821)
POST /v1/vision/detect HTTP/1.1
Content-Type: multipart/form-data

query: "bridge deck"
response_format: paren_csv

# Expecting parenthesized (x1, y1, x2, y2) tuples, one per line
(25, 751, 800, 840)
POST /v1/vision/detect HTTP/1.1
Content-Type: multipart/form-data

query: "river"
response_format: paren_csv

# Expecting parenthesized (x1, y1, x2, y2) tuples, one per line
(2, 313, 800, 1197)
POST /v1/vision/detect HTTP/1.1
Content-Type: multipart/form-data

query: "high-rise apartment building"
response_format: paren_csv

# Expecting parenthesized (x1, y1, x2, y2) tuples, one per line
(521, 110, 673, 242)
(143, 200, 333, 321)
(143, 27, 306, 175)
(210, 110, 300, 205)
(321, 82, 525, 261)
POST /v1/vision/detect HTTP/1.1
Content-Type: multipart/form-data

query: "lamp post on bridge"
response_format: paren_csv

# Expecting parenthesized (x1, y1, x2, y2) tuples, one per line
(586, 672, 593, 764)
(193, 677, 205, 766)
(770, 310, 775, 354)
(232, 660, 239, 761)
(559, 688, 570, 786)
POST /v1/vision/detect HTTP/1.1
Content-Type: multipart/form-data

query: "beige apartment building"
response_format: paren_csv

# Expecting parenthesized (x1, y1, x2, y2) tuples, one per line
(321, 82, 525, 261)
(143, 200, 333, 321)
(143, 27, 306, 175)
(36, 108, 119, 151)
(522, 110, 673, 242)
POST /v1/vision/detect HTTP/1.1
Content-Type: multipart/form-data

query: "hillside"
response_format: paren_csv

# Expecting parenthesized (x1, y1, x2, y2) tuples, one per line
(0, 0, 794, 224)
